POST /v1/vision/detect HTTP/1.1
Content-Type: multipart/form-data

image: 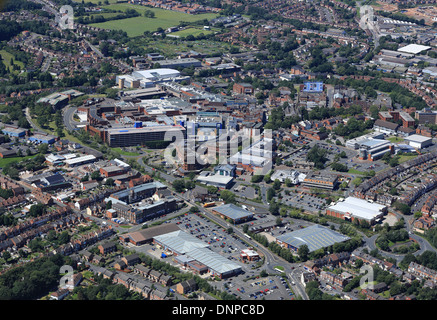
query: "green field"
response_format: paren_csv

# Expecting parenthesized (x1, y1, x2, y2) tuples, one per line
(72, 0, 121, 4)
(110, 147, 140, 156)
(90, 4, 219, 37)
(0, 50, 24, 71)
(398, 154, 418, 163)
(387, 136, 404, 143)
(170, 27, 215, 38)
(0, 155, 36, 168)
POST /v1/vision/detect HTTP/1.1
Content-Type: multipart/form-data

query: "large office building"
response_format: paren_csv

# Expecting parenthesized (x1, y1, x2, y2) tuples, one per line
(326, 196, 387, 225)
(111, 197, 178, 224)
(302, 172, 338, 190)
(276, 224, 350, 253)
(106, 124, 186, 147)
(357, 138, 394, 161)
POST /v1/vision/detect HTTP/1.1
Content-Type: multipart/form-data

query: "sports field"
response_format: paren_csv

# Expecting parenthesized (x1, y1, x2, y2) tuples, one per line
(89, 4, 219, 37)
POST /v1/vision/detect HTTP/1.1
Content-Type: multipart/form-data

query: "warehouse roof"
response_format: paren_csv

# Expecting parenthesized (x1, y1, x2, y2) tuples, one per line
(398, 44, 431, 55)
(404, 134, 432, 143)
(64, 154, 96, 165)
(154, 230, 209, 254)
(328, 197, 386, 222)
(186, 247, 242, 275)
(212, 204, 253, 220)
(127, 223, 180, 244)
(276, 224, 350, 252)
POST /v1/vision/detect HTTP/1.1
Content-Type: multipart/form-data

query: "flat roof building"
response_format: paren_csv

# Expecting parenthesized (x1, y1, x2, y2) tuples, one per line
(398, 44, 431, 55)
(196, 173, 233, 189)
(302, 172, 338, 190)
(106, 124, 186, 148)
(404, 134, 433, 150)
(153, 230, 242, 279)
(2, 127, 27, 138)
(326, 197, 387, 225)
(64, 155, 97, 167)
(120, 223, 180, 246)
(211, 203, 253, 224)
(276, 224, 350, 252)
(28, 133, 57, 144)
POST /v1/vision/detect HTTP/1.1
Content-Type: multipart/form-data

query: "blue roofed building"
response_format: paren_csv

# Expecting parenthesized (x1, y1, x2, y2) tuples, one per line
(303, 81, 324, 93)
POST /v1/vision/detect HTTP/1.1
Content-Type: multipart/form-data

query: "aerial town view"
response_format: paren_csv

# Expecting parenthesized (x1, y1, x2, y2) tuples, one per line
(1, 0, 437, 312)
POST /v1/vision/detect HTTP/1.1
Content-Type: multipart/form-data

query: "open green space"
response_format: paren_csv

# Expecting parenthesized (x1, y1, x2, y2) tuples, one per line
(110, 147, 140, 156)
(151, 38, 229, 57)
(0, 155, 36, 168)
(89, 4, 219, 37)
(398, 154, 418, 163)
(0, 50, 24, 71)
(72, 0, 121, 4)
(387, 136, 404, 143)
(170, 27, 215, 38)
(347, 168, 365, 175)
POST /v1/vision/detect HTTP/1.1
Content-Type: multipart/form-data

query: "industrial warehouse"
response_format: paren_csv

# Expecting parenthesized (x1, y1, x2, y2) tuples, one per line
(211, 203, 254, 224)
(153, 230, 242, 279)
(326, 197, 388, 225)
(275, 224, 350, 253)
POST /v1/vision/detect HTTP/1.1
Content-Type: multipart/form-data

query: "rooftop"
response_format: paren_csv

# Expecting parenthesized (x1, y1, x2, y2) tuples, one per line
(212, 203, 253, 220)
(328, 197, 386, 222)
(276, 224, 350, 252)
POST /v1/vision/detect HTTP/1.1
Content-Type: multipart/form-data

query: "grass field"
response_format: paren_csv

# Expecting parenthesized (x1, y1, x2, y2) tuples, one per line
(110, 147, 140, 156)
(72, 0, 121, 4)
(387, 136, 404, 143)
(90, 4, 219, 37)
(398, 154, 418, 163)
(347, 168, 365, 175)
(170, 27, 215, 38)
(0, 155, 36, 168)
(0, 50, 24, 72)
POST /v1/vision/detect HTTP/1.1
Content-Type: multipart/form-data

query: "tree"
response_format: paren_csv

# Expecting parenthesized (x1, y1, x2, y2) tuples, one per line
(172, 179, 186, 193)
(306, 144, 328, 169)
(91, 171, 101, 181)
(298, 244, 309, 261)
(37, 143, 49, 154)
(273, 179, 281, 190)
(266, 188, 275, 201)
(28, 204, 46, 217)
(220, 190, 236, 204)
(251, 175, 264, 183)
(105, 178, 115, 186)
(189, 206, 199, 213)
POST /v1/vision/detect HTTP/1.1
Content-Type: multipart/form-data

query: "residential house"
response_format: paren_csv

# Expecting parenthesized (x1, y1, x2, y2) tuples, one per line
(176, 278, 197, 294)
(98, 242, 117, 255)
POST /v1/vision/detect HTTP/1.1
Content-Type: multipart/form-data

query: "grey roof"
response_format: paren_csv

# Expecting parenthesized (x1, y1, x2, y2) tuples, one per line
(153, 230, 209, 254)
(276, 224, 350, 252)
(186, 247, 242, 275)
(212, 204, 253, 220)
(374, 119, 399, 130)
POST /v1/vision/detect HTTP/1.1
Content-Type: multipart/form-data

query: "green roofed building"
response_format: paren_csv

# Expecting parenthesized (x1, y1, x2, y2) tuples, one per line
(276, 224, 350, 253)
